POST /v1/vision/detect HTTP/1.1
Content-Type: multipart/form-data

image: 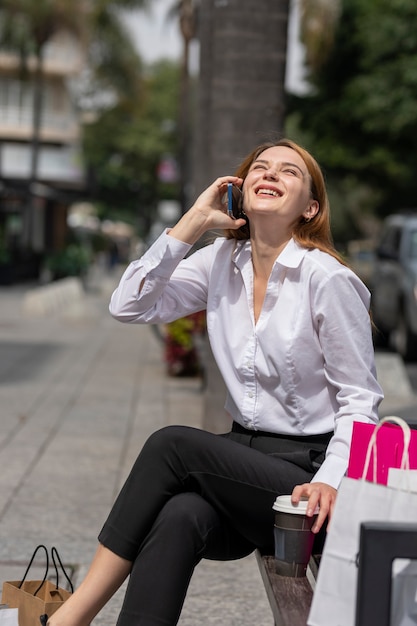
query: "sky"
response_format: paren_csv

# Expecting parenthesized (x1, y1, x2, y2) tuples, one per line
(122, 0, 309, 95)
(122, 0, 182, 65)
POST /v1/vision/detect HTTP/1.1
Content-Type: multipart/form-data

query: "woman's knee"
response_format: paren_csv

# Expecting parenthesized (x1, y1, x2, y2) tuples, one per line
(156, 494, 254, 561)
(141, 425, 205, 461)
(156, 493, 220, 546)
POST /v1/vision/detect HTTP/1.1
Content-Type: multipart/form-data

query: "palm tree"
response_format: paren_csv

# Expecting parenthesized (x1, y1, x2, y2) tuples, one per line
(87, 0, 151, 103)
(299, 0, 342, 72)
(0, 0, 150, 249)
(167, 0, 197, 212)
(188, 0, 291, 428)
(193, 0, 291, 194)
(192, 0, 343, 191)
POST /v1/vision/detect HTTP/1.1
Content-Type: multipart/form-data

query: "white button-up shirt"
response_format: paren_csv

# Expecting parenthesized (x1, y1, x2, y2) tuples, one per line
(110, 231, 383, 488)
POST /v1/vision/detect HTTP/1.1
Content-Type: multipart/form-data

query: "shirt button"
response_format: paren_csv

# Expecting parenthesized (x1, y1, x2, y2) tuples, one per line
(248, 392, 254, 398)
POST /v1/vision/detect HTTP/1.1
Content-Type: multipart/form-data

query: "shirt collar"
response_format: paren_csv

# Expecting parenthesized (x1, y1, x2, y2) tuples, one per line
(232, 237, 308, 270)
(277, 238, 308, 268)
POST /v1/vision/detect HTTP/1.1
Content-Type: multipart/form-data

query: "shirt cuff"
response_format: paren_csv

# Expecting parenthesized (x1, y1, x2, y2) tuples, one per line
(144, 229, 193, 279)
(311, 455, 348, 490)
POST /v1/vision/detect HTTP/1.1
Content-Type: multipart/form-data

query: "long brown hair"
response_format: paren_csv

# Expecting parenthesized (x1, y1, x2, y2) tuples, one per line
(225, 138, 346, 266)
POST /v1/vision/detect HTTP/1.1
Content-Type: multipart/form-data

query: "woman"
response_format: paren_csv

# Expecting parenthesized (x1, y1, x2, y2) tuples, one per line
(49, 139, 383, 626)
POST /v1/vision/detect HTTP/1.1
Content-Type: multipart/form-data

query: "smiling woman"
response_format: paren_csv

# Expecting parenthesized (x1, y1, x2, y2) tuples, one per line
(48, 138, 383, 626)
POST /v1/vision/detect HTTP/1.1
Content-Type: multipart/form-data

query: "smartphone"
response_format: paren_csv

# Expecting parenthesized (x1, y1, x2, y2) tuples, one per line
(226, 183, 242, 219)
(227, 183, 234, 217)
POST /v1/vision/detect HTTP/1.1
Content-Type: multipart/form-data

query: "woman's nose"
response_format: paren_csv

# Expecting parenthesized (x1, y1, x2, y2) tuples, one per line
(264, 167, 279, 180)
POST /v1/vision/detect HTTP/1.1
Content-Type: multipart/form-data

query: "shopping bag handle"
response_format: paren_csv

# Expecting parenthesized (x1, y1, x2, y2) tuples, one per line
(18, 544, 49, 597)
(51, 546, 74, 594)
(362, 416, 411, 482)
(39, 549, 74, 626)
(18, 545, 74, 598)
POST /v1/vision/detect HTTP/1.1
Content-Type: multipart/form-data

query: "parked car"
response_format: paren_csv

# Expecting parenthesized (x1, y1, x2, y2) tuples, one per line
(371, 212, 417, 360)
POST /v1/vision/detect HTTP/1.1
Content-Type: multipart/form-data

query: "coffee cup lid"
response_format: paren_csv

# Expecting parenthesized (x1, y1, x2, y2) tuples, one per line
(272, 495, 319, 515)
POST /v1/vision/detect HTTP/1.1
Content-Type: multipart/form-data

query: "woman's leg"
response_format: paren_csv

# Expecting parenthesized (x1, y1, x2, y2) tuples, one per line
(99, 425, 314, 559)
(47, 545, 131, 626)
(49, 491, 252, 626)
(116, 492, 253, 626)
(49, 424, 315, 625)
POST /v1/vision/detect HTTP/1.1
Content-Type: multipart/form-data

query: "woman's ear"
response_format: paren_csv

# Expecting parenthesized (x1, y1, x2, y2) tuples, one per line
(303, 200, 319, 221)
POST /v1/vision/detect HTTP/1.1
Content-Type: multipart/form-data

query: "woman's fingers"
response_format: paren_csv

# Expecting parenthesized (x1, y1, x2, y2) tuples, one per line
(291, 482, 337, 533)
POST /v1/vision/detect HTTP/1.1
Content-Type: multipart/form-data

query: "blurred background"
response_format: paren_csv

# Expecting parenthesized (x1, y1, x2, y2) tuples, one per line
(0, 0, 417, 359)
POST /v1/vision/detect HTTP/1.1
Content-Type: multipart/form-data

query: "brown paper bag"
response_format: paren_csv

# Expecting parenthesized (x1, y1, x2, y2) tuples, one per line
(1, 546, 73, 626)
(2, 580, 71, 626)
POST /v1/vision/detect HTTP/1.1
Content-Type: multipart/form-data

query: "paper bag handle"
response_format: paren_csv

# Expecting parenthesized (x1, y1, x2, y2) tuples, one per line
(362, 416, 411, 482)
(18, 544, 49, 597)
(18, 545, 74, 598)
(51, 546, 74, 594)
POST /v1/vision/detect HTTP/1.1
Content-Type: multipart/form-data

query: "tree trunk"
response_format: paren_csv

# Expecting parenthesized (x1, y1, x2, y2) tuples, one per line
(192, 0, 290, 431)
(194, 0, 290, 193)
(30, 51, 44, 189)
(179, 35, 191, 214)
(178, 0, 197, 214)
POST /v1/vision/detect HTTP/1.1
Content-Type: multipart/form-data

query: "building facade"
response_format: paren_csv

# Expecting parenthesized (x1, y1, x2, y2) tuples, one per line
(0, 29, 86, 283)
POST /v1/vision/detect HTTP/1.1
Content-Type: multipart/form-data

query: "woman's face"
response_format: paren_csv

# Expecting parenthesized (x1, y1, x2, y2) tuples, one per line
(242, 146, 318, 227)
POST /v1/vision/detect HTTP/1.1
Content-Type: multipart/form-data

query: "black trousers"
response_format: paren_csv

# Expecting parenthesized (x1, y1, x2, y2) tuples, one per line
(98, 423, 331, 626)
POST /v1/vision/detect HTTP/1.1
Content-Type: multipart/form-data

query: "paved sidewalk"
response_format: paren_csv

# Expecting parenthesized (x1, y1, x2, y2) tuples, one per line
(0, 270, 272, 625)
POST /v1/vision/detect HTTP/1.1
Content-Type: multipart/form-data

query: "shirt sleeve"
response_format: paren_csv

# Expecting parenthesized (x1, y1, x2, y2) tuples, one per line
(309, 268, 383, 489)
(109, 229, 211, 324)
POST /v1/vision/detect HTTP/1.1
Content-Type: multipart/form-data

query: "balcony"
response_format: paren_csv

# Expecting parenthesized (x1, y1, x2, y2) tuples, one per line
(0, 31, 83, 77)
(0, 106, 80, 142)
(1, 142, 85, 187)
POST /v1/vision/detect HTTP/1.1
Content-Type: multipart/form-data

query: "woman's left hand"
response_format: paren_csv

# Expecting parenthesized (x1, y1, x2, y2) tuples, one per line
(291, 482, 337, 534)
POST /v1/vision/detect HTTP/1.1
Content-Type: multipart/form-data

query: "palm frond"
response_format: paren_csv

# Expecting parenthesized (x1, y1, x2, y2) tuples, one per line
(300, 0, 342, 71)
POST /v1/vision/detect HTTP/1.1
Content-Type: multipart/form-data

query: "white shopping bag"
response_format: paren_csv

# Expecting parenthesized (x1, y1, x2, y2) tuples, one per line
(389, 468, 417, 492)
(0, 607, 18, 626)
(308, 417, 417, 626)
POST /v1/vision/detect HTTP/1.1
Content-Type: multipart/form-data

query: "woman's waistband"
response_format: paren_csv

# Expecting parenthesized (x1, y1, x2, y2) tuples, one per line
(231, 421, 333, 446)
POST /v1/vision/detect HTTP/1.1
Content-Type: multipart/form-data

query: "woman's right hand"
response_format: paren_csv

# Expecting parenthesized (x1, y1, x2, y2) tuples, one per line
(169, 176, 246, 245)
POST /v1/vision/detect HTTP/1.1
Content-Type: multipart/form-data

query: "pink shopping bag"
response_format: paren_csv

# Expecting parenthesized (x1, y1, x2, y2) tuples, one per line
(347, 417, 417, 485)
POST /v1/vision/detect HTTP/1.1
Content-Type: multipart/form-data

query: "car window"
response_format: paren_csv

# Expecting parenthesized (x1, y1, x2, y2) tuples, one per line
(379, 226, 402, 256)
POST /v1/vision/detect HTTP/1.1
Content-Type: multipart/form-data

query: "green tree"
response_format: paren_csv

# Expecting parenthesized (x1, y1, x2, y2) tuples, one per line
(84, 0, 150, 103)
(289, 0, 417, 224)
(300, 0, 341, 73)
(83, 60, 181, 235)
